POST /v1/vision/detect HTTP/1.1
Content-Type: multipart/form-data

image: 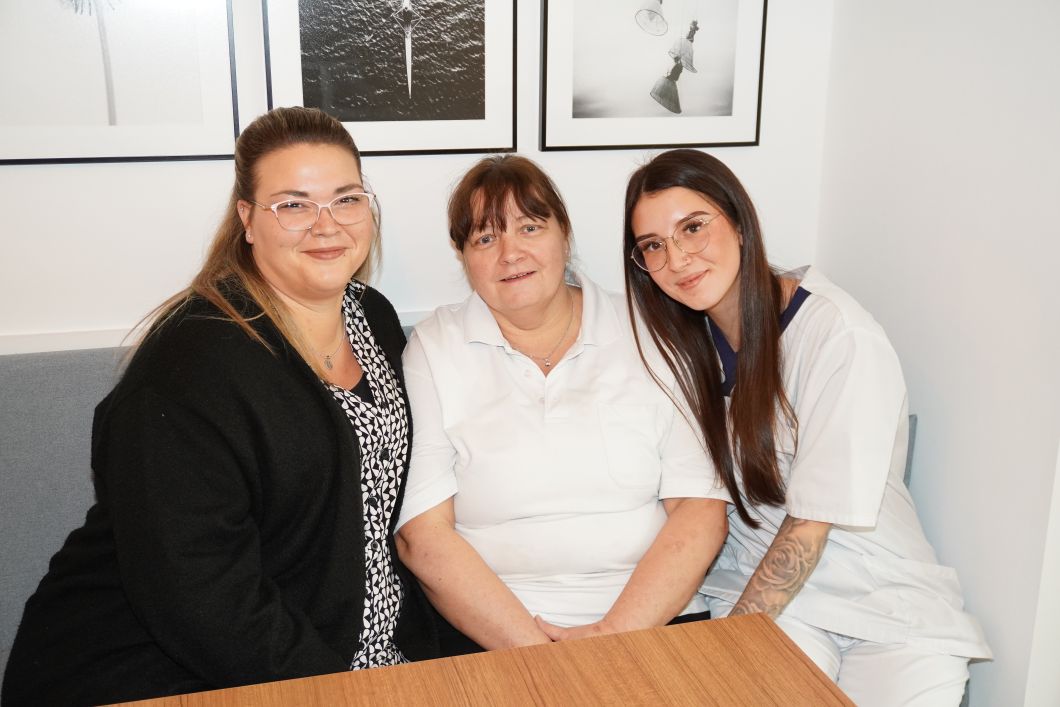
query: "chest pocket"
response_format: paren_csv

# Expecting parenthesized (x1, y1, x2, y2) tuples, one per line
(597, 403, 663, 490)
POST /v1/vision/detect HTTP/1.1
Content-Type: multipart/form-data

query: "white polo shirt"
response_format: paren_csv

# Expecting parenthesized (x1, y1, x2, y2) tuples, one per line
(397, 273, 730, 627)
(700, 266, 991, 659)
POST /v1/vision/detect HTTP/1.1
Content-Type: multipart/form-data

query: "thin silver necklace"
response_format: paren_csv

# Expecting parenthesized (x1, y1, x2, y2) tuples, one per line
(518, 292, 575, 369)
(318, 316, 347, 371)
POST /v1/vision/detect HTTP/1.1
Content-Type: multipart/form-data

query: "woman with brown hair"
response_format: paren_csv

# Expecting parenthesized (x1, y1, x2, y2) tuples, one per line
(394, 154, 729, 656)
(623, 148, 990, 705)
(2, 107, 436, 706)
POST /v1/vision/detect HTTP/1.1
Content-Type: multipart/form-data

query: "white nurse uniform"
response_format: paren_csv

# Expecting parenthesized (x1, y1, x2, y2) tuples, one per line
(397, 273, 730, 628)
(700, 266, 991, 705)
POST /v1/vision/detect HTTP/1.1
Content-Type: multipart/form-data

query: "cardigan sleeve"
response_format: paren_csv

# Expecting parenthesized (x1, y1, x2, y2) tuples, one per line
(99, 385, 350, 686)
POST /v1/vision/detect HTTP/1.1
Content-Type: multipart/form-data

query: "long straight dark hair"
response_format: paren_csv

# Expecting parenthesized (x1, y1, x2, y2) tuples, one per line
(623, 149, 792, 526)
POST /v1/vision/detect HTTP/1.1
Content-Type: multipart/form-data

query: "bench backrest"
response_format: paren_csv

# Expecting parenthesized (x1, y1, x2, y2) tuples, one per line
(0, 347, 127, 681)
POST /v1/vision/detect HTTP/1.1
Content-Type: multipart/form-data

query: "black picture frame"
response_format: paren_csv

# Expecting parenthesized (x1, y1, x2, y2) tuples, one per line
(0, 0, 240, 165)
(263, 0, 517, 156)
(540, 0, 767, 151)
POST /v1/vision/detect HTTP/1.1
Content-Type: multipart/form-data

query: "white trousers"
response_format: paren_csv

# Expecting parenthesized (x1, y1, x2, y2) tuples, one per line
(710, 599, 969, 706)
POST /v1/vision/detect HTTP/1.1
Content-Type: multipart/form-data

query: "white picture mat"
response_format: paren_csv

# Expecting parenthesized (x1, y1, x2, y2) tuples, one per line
(265, 0, 514, 154)
(543, 0, 765, 148)
(0, 0, 237, 162)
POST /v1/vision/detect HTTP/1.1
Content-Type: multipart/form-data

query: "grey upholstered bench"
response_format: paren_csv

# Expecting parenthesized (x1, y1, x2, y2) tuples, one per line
(0, 347, 128, 682)
(0, 338, 917, 687)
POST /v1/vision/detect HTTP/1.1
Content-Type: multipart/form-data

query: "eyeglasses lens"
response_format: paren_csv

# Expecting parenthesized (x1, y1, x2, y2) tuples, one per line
(632, 216, 712, 272)
(274, 193, 373, 230)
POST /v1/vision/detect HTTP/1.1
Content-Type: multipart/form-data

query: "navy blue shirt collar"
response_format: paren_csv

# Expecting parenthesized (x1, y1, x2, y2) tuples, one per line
(707, 286, 810, 397)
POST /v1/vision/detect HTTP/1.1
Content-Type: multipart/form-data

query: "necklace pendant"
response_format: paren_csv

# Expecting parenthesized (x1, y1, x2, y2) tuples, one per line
(543, 358, 552, 368)
(324, 356, 334, 371)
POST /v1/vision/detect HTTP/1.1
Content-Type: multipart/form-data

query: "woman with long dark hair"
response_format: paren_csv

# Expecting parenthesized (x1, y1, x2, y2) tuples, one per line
(622, 149, 990, 705)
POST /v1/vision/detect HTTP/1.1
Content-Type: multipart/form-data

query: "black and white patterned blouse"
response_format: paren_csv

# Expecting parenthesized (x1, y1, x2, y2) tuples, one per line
(328, 281, 409, 670)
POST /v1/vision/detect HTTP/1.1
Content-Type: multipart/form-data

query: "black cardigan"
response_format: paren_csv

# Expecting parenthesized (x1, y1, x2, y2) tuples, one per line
(2, 285, 438, 707)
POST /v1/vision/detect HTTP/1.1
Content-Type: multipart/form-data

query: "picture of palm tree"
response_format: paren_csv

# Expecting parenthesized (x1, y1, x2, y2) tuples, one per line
(59, 0, 119, 126)
(0, 0, 237, 162)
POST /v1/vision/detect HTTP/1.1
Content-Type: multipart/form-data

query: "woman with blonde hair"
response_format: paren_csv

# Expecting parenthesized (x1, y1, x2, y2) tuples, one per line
(3, 107, 437, 706)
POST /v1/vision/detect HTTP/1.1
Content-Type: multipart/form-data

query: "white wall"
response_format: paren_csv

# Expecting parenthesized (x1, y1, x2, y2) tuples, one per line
(816, 2, 1060, 705)
(1026, 440, 1060, 704)
(0, 0, 835, 352)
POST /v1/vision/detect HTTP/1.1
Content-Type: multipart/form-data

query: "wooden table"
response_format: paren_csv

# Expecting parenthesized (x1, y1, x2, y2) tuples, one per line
(113, 614, 853, 706)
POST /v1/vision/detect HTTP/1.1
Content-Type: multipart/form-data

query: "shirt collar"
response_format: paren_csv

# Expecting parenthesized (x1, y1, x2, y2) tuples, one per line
(707, 281, 812, 397)
(462, 290, 506, 346)
(460, 271, 621, 348)
(576, 272, 620, 347)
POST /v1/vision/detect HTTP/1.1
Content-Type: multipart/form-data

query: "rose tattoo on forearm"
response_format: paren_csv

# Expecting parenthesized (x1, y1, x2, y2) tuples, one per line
(728, 515, 830, 619)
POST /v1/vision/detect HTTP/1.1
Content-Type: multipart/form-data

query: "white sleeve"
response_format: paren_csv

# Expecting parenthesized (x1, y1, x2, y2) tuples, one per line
(657, 375, 733, 504)
(784, 328, 905, 527)
(395, 330, 459, 531)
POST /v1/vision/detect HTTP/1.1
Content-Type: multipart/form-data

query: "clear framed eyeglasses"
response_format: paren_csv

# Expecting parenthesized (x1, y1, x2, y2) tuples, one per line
(249, 192, 376, 231)
(631, 213, 719, 272)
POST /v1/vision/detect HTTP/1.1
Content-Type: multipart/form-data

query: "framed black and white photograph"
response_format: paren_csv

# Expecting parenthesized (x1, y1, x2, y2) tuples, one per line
(264, 0, 516, 155)
(0, 0, 239, 165)
(541, 0, 766, 151)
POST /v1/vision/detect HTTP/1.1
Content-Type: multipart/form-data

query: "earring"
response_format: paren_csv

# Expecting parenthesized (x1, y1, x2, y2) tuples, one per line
(245, 230, 253, 243)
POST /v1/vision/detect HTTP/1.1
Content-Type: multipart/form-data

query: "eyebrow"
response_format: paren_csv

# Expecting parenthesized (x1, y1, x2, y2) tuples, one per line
(471, 212, 546, 232)
(267, 183, 364, 198)
(634, 210, 713, 242)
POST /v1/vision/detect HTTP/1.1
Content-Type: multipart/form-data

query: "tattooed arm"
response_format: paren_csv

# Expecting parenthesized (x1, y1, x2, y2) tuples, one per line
(728, 515, 831, 618)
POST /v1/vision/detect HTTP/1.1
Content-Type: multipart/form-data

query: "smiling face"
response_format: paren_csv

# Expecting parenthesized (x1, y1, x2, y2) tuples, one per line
(237, 143, 372, 308)
(460, 195, 570, 324)
(631, 186, 743, 320)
